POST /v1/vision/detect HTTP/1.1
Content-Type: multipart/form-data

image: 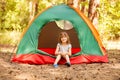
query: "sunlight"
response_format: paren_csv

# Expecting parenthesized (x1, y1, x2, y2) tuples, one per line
(111, 64, 120, 69)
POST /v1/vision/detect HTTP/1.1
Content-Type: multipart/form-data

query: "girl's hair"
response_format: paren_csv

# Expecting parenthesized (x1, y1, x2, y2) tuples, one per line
(58, 32, 71, 44)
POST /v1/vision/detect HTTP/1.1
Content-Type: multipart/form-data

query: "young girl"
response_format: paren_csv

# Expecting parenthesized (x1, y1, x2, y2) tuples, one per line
(53, 32, 72, 68)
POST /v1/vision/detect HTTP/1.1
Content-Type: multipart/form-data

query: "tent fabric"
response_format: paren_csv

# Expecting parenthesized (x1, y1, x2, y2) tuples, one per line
(38, 48, 81, 55)
(12, 48, 108, 64)
(12, 4, 108, 64)
(12, 53, 108, 64)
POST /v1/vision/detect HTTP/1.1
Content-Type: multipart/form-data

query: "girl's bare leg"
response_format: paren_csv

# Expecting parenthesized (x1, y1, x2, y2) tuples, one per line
(65, 55, 70, 63)
(54, 55, 61, 65)
(61, 53, 70, 63)
(65, 55, 71, 67)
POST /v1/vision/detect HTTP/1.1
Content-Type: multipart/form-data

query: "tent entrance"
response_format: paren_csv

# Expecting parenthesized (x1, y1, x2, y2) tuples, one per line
(38, 21, 81, 55)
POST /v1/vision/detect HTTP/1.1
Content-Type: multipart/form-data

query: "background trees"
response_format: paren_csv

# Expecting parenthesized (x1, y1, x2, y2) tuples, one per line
(0, 0, 30, 31)
(0, 0, 120, 40)
(98, 0, 120, 40)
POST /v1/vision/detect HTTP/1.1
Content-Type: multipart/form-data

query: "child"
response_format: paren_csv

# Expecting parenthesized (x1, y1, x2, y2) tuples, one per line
(53, 32, 72, 68)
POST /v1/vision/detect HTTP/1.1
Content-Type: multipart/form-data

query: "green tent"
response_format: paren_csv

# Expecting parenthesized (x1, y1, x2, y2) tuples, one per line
(12, 4, 108, 64)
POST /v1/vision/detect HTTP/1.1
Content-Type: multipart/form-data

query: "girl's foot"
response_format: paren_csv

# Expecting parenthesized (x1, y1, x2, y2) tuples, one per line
(53, 64, 58, 68)
(65, 62, 71, 67)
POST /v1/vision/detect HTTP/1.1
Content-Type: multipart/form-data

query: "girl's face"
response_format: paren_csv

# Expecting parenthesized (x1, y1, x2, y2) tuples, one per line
(61, 37, 67, 43)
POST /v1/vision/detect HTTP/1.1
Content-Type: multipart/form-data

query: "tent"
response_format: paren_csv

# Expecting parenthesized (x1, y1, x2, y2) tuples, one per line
(12, 4, 108, 64)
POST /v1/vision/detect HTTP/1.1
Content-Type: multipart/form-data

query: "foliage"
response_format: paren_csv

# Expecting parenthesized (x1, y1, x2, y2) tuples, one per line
(0, 31, 21, 45)
(0, 0, 120, 45)
(0, 0, 29, 31)
(98, 0, 120, 40)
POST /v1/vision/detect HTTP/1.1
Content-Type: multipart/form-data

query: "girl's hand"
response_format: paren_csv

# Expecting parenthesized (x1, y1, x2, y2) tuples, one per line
(67, 53, 71, 56)
(63, 52, 71, 56)
(55, 52, 61, 55)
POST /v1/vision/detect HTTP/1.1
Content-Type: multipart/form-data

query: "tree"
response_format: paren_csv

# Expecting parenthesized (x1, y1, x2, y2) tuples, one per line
(0, 0, 119, 40)
(67, 0, 80, 9)
(88, 0, 100, 28)
(81, 0, 87, 14)
(29, 0, 39, 23)
(0, 0, 5, 30)
(98, 0, 120, 40)
(0, 0, 30, 31)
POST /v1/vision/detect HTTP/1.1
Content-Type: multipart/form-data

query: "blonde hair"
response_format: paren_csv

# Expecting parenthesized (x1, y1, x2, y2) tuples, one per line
(58, 32, 70, 44)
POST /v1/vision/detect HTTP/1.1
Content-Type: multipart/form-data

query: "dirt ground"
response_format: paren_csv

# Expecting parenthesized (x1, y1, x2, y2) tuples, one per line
(0, 50, 120, 80)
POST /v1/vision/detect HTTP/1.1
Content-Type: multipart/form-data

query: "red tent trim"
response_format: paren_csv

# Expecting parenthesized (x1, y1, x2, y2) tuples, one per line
(12, 53, 108, 64)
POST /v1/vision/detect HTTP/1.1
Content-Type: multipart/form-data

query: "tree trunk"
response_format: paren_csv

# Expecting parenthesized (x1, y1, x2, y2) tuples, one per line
(67, 0, 74, 5)
(29, 0, 38, 23)
(0, 0, 6, 30)
(81, 0, 86, 14)
(67, 0, 80, 9)
(88, 0, 100, 28)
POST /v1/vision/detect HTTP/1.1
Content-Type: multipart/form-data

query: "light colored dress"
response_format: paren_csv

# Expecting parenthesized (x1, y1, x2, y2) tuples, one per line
(57, 43, 72, 53)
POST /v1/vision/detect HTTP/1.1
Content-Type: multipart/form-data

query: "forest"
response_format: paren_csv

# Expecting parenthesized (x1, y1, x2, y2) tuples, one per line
(0, 0, 120, 46)
(0, 0, 120, 80)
